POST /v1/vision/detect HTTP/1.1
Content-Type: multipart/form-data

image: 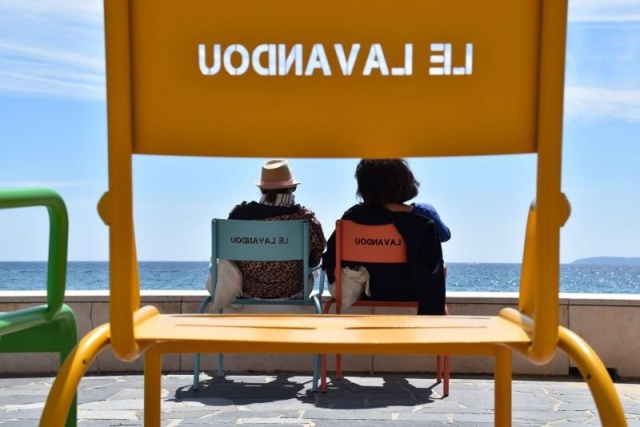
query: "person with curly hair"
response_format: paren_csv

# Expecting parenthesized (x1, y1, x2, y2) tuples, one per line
(322, 158, 448, 314)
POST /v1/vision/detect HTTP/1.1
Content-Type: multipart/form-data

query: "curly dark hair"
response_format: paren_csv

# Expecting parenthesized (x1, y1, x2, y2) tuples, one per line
(355, 159, 419, 205)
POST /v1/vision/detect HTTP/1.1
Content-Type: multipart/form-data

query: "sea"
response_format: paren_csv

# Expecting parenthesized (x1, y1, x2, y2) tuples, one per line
(1, 261, 639, 294)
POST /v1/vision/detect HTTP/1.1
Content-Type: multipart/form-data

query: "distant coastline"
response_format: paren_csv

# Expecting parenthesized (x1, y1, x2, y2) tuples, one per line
(571, 257, 640, 266)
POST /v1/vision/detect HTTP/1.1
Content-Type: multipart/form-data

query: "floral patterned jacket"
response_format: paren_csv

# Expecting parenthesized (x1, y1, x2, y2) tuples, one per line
(228, 201, 326, 299)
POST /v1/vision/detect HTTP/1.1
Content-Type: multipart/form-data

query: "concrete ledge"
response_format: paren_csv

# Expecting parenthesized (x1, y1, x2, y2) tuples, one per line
(1, 291, 638, 379)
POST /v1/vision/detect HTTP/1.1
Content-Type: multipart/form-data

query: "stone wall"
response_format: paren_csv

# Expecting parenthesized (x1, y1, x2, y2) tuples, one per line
(1, 291, 638, 379)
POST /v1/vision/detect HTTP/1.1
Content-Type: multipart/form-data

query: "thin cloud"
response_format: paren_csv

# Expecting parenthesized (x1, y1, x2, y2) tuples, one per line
(2, 1, 640, 103)
(569, 0, 640, 22)
(0, 0, 103, 20)
(0, 180, 105, 189)
(0, 0, 105, 100)
(571, 15, 640, 23)
(565, 86, 640, 122)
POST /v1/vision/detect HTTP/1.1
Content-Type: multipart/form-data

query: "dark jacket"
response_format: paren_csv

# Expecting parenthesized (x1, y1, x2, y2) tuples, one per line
(322, 204, 446, 315)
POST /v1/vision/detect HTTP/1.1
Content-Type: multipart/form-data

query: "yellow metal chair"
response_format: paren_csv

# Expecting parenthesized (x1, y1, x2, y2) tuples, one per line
(0, 188, 78, 427)
(41, 0, 627, 425)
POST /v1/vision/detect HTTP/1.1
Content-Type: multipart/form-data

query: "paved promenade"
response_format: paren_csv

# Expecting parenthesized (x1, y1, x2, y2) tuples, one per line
(0, 373, 639, 426)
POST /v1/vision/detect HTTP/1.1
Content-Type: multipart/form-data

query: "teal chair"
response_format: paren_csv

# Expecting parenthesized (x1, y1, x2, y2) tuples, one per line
(193, 219, 323, 391)
(0, 188, 78, 427)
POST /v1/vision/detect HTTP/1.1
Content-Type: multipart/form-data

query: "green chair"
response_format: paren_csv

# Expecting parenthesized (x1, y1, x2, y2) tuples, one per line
(0, 188, 78, 427)
(193, 219, 324, 391)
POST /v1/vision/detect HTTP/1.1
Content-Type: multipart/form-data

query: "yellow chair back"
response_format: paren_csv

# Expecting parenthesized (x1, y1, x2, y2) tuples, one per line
(100, 0, 569, 365)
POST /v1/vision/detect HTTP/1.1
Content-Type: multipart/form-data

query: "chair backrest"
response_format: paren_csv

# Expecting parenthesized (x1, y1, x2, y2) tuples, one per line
(0, 188, 68, 319)
(335, 219, 407, 307)
(334, 218, 446, 311)
(101, 0, 569, 363)
(210, 219, 311, 302)
(338, 220, 406, 265)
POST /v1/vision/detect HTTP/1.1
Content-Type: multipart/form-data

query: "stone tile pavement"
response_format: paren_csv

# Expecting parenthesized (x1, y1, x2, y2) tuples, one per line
(0, 373, 639, 426)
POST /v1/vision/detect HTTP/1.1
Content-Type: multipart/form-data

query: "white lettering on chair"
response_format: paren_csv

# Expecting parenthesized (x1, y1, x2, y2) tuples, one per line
(391, 43, 413, 76)
(429, 43, 473, 76)
(278, 44, 304, 75)
(362, 43, 389, 76)
(252, 44, 277, 76)
(334, 43, 361, 76)
(305, 44, 332, 76)
(223, 44, 250, 75)
(198, 42, 472, 77)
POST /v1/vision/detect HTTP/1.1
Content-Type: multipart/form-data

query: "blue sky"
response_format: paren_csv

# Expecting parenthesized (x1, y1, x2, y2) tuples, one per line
(0, 1, 639, 264)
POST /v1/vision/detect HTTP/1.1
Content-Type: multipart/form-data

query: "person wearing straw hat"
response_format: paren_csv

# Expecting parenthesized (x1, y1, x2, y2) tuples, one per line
(227, 160, 326, 299)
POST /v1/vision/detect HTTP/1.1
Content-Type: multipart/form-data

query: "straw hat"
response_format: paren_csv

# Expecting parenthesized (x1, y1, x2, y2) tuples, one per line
(255, 160, 301, 189)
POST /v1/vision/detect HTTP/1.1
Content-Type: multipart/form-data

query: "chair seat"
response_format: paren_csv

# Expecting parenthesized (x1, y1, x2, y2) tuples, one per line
(134, 310, 531, 355)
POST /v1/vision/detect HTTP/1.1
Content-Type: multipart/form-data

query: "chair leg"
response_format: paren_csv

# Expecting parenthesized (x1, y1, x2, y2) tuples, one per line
(218, 353, 225, 377)
(441, 304, 451, 396)
(435, 354, 450, 396)
(58, 309, 79, 427)
(144, 346, 163, 427)
(335, 302, 343, 380)
(557, 326, 626, 426)
(494, 346, 512, 427)
(311, 295, 322, 392)
(193, 353, 202, 390)
(321, 298, 336, 392)
(320, 354, 328, 392)
(193, 296, 214, 390)
(40, 323, 111, 426)
(312, 354, 320, 392)
(443, 355, 450, 397)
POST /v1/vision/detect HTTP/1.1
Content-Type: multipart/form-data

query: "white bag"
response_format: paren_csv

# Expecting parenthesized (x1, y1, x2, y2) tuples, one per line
(328, 266, 370, 308)
(206, 260, 243, 311)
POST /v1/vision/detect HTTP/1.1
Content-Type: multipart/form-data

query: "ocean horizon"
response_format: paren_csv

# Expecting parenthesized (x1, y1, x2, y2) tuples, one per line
(1, 261, 639, 294)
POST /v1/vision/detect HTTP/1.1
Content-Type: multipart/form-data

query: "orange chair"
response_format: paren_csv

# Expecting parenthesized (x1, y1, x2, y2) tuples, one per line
(321, 219, 450, 395)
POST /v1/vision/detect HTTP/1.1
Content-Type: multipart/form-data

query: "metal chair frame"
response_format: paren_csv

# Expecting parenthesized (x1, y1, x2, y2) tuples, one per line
(0, 188, 78, 427)
(193, 218, 323, 391)
(321, 219, 450, 395)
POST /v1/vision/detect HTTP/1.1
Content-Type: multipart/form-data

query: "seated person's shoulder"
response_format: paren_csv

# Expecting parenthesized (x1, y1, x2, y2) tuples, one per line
(229, 202, 299, 220)
(412, 202, 437, 215)
(395, 211, 438, 235)
(228, 201, 255, 218)
(342, 204, 390, 223)
(292, 207, 325, 230)
(298, 205, 317, 217)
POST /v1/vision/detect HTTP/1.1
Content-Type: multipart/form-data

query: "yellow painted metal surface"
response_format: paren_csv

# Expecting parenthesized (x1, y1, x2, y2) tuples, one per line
(101, 0, 569, 364)
(40, 323, 111, 427)
(528, 0, 569, 364)
(558, 327, 628, 427)
(494, 347, 513, 427)
(132, 313, 531, 353)
(124, 0, 541, 158)
(103, 0, 139, 361)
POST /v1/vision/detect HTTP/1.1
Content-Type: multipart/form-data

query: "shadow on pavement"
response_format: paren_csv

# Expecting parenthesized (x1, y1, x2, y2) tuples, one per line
(172, 373, 444, 409)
